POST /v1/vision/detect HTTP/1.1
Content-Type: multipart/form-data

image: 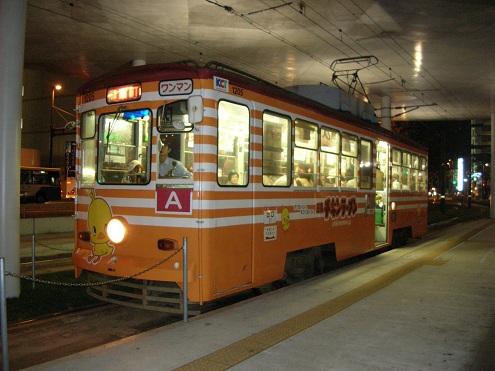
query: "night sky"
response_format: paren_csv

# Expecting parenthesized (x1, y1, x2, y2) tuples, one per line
(393, 120, 472, 172)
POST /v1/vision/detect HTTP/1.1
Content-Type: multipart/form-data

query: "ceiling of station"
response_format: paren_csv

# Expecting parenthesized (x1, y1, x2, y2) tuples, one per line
(25, 0, 495, 122)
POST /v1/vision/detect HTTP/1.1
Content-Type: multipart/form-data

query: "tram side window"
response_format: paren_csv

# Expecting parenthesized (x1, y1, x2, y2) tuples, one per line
(217, 101, 249, 186)
(402, 152, 411, 190)
(98, 108, 152, 184)
(294, 119, 317, 187)
(419, 156, 427, 191)
(320, 127, 340, 188)
(157, 101, 194, 179)
(341, 133, 358, 188)
(411, 154, 419, 191)
(391, 148, 402, 190)
(359, 139, 373, 189)
(80, 111, 97, 187)
(262, 112, 291, 186)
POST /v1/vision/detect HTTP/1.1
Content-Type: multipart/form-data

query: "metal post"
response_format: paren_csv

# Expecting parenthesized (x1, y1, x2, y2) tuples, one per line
(49, 87, 54, 168)
(491, 108, 495, 219)
(0, 258, 10, 370)
(183, 237, 188, 323)
(31, 218, 35, 289)
(440, 134, 446, 214)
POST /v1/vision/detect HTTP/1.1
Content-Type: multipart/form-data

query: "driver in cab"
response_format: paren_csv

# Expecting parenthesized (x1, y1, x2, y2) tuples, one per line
(158, 141, 192, 178)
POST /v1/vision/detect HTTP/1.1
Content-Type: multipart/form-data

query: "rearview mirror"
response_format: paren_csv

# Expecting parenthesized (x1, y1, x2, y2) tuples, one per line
(187, 95, 203, 123)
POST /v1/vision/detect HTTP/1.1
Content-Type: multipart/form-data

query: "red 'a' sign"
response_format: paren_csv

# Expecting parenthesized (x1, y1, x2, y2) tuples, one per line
(156, 188, 192, 214)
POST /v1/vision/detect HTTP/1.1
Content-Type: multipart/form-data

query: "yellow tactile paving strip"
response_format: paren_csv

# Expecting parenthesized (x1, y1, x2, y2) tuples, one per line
(175, 221, 494, 371)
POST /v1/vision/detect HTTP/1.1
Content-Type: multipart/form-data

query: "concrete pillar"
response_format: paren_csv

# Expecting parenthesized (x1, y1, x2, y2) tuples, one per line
(491, 108, 495, 219)
(0, 0, 27, 297)
(381, 95, 391, 130)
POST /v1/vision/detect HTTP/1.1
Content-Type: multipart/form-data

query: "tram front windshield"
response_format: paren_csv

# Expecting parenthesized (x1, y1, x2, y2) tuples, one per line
(97, 109, 152, 184)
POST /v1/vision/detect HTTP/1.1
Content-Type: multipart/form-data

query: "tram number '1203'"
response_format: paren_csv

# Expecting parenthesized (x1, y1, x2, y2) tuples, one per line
(232, 85, 244, 96)
(323, 195, 358, 221)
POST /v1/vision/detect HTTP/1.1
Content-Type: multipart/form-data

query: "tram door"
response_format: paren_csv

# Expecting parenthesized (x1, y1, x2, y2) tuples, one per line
(213, 99, 253, 294)
(375, 140, 390, 245)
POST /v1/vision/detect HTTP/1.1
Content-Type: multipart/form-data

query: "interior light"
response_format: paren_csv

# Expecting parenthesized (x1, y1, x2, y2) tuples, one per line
(414, 42, 422, 76)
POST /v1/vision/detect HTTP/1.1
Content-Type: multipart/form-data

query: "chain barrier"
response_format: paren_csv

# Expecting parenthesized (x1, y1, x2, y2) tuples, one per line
(34, 241, 72, 252)
(6, 246, 184, 287)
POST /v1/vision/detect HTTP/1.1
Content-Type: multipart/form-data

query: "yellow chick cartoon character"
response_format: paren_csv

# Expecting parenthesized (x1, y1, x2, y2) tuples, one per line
(281, 207, 290, 231)
(86, 190, 114, 264)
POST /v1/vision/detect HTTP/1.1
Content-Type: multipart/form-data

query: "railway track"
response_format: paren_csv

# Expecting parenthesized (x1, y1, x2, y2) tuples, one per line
(20, 257, 73, 276)
(7, 304, 182, 370)
(6, 283, 258, 370)
(9, 256, 180, 369)
(8, 256, 259, 370)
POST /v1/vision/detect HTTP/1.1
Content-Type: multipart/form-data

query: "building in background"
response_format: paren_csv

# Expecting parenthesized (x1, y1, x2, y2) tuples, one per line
(471, 120, 491, 200)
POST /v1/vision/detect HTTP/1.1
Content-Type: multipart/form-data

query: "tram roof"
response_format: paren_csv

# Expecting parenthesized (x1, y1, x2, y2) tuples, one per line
(79, 61, 427, 152)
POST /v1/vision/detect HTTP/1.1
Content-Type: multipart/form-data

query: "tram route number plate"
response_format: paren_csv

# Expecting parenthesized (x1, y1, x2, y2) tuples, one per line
(156, 188, 192, 214)
(263, 208, 277, 224)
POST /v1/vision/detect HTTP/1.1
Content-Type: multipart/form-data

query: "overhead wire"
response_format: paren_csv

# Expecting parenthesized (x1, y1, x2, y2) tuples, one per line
(340, 0, 463, 115)
(279, 0, 446, 116)
(30, 0, 453, 117)
(37, 0, 294, 84)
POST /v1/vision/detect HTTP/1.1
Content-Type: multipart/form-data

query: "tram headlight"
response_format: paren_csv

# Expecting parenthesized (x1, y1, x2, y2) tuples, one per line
(106, 217, 128, 244)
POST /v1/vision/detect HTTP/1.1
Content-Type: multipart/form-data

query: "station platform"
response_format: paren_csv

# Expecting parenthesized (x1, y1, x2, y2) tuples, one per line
(26, 219, 495, 371)
(20, 232, 74, 262)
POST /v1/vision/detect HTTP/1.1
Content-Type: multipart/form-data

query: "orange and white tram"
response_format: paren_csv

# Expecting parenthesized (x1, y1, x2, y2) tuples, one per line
(72, 61, 428, 310)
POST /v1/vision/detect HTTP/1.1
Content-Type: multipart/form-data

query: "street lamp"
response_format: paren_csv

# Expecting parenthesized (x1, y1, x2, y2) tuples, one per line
(49, 84, 76, 168)
(49, 85, 62, 167)
(483, 163, 490, 199)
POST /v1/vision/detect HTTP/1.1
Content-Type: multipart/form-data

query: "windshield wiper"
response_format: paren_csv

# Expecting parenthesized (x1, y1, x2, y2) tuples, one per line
(105, 105, 125, 153)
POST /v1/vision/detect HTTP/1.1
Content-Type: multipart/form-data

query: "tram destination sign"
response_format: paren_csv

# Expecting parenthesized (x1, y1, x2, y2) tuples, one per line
(107, 83, 142, 103)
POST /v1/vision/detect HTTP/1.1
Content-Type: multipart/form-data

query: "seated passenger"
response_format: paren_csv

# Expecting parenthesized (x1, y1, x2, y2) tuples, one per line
(320, 175, 331, 186)
(226, 171, 239, 185)
(392, 174, 401, 190)
(159, 141, 192, 178)
(273, 174, 288, 186)
(122, 160, 144, 183)
(263, 175, 273, 185)
(344, 168, 357, 188)
(294, 163, 313, 187)
(409, 175, 416, 191)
